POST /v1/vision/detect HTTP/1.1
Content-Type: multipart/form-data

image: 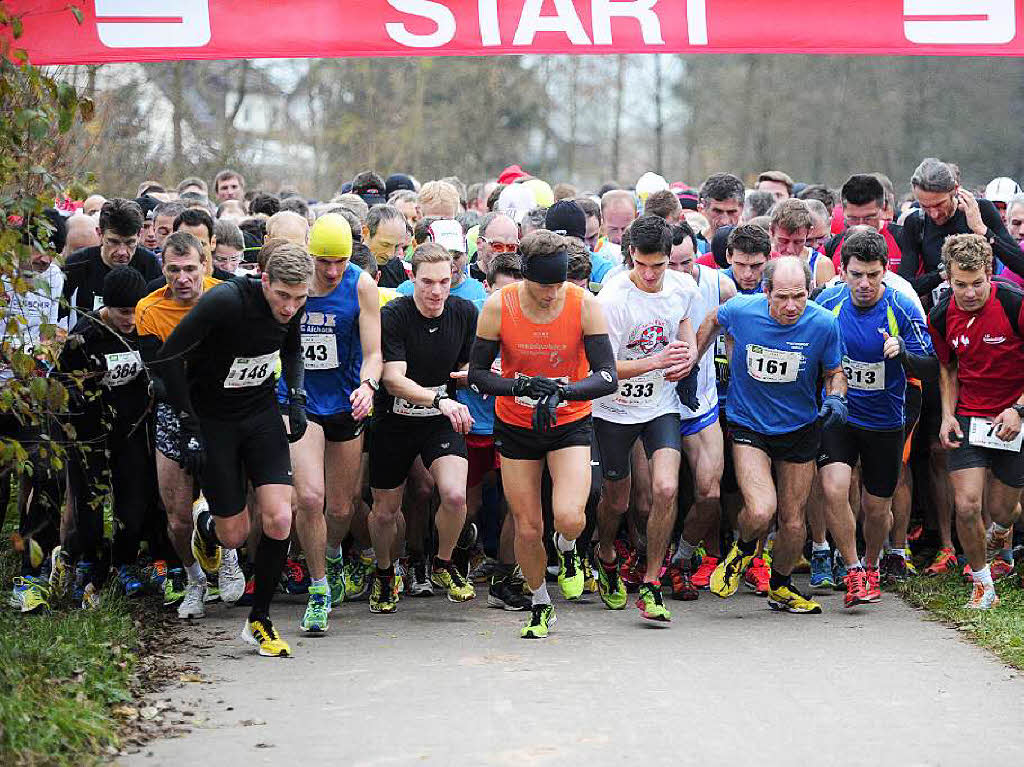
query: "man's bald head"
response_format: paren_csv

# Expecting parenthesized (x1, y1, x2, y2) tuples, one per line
(82, 194, 106, 217)
(64, 213, 101, 257)
(764, 255, 811, 325)
(265, 210, 309, 245)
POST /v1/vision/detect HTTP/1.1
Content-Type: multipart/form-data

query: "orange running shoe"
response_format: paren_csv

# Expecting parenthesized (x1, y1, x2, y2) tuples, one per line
(864, 566, 881, 603)
(692, 556, 719, 589)
(664, 562, 698, 601)
(742, 557, 770, 595)
(923, 547, 957, 577)
(844, 567, 869, 608)
(990, 559, 1015, 581)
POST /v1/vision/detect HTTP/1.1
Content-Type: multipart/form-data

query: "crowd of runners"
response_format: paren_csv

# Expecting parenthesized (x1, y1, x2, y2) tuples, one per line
(5, 158, 1024, 655)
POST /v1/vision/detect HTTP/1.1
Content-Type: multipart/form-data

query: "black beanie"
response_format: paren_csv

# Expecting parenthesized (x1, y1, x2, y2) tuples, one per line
(544, 200, 586, 241)
(712, 225, 735, 270)
(103, 266, 148, 308)
(385, 173, 415, 197)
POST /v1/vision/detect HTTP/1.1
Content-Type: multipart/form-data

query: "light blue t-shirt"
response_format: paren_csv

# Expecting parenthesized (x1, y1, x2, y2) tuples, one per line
(458, 296, 495, 435)
(718, 293, 843, 435)
(396, 276, 488, 303)
(813, 284, 932, 430)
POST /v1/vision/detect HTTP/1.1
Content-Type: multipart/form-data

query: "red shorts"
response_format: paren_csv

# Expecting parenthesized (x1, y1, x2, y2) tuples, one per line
(466, 434, 500, 488)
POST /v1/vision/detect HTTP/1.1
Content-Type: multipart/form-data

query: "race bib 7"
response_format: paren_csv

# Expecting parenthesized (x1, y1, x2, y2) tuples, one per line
(968, 417, 1024, 453)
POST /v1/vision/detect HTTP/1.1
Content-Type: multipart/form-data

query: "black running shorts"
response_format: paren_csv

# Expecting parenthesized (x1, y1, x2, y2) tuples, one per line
(593, 413, 681, 481)
(729, 420, 821, 465)
(947, 414, 1024, 488)
(369, 415, 466, 490)
(201, 405, 293, 517)
(817, 422, 904, 498)
(493, 415, 592, 461)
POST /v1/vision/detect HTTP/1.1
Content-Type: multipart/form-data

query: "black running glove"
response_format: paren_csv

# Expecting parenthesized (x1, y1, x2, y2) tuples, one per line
(675, 363, 701, 411)
(287, 389, 308, 444)
(532, 391, 561, 433)
(511, 376, 562, 400)
(178, 412, 206, 477)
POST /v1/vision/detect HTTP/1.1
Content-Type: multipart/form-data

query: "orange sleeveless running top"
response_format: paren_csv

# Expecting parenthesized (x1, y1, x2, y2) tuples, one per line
(494, 282, 591, 429)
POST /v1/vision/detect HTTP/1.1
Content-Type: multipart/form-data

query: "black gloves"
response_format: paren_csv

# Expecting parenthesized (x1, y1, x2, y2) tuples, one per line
(675, 364, 701, 411)
(512, 376, 562, 400)
(532, 391, 562, 433)
(178, 412, 205, 477)
(287, 389, 308, 444)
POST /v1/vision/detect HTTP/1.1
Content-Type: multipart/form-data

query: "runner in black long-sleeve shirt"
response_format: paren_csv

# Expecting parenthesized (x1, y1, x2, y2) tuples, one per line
(156, 244, 313, 658)
(898, 158, 1021, 304)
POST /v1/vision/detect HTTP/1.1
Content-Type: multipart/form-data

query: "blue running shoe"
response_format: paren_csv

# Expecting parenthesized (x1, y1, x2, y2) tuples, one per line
(809, 550, 835, 588)
(832, 551, 848, 591)
(117, 565, 145, 597)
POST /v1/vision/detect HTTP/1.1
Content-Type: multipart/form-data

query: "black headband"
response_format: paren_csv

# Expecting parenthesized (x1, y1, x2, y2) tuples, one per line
(524, 249, 568, 285)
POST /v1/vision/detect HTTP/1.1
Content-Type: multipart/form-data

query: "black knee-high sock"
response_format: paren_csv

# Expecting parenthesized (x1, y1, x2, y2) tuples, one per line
(249, 536, 288, 622)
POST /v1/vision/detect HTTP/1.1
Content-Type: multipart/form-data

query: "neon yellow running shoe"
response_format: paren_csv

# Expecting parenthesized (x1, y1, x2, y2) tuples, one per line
(430, 561, 475, 602)
(595, 556, 627, 610)
(709, 542, 754, 599)
(521, 603, 556, 639)
(10, 576, 49, 613)
(556, 542, 584, 601)
(241, 617, 292, 656)
(768, 582, 823, 614)
(636, 581, 671, 622)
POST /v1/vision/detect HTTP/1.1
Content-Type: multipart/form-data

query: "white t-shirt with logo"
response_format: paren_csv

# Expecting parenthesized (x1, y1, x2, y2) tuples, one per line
(594, 269, 700, 424)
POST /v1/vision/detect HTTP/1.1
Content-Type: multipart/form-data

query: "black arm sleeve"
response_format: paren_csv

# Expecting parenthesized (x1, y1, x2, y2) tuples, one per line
(280, 317, 304, 397)
(562, 333, 618, 401)
(899, 348, 939, 382)
(467, 338, 517, 396)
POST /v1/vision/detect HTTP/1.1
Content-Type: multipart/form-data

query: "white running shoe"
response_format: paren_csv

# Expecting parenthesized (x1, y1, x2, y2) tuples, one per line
(177, 579, 207, 619)
(218, 549, 246, 604)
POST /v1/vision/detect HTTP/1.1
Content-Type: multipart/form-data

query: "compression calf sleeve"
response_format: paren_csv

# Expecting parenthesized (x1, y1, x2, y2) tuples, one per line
(562, 334, 618, 401)
(249, 535, 289, 622)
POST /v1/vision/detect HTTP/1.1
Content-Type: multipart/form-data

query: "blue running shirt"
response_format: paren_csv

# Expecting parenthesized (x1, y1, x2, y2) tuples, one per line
(276, 264, 363, 415)
(717, 293, 842, 435)
(813, 283, 932, 430)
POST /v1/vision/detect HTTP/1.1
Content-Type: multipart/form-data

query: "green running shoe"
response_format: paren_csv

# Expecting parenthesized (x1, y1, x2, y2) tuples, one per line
(326, 555, 346, 608)
(346, 555, 374, 601)
(521, 603, 556, 639)
(636, 581, 671, 622)
(595, 556, 627, 610)
(163, 567, 186, 607)
(301, 585, 330, 633)
(556, 539, 584, 601)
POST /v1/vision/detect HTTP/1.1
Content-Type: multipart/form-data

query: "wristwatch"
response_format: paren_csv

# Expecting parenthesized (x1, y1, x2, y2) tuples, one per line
(1012, 404, 1024, 419)
(432, 390, 449, 409)
(362, 377, 379, 392)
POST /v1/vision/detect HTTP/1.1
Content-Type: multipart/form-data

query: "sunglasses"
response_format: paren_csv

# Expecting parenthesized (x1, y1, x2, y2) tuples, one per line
(480, 237, 518, 254)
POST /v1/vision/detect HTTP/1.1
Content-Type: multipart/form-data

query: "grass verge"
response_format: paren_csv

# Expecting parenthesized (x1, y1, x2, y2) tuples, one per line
(898, 570, 1024, 670)
(0, 536, 140, 766)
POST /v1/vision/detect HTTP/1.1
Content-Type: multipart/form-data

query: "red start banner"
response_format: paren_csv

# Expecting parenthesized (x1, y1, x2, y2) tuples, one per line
(8, 0, 1024, 64)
